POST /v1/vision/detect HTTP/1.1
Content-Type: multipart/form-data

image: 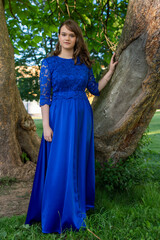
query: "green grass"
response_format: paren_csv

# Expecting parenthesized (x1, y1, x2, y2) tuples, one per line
(0, 111, 160, 239)
(1, 181, 160, 239)
(34, 119, 43, 137)
(0, 177, 17, 186)
(145, 111, 160, 153)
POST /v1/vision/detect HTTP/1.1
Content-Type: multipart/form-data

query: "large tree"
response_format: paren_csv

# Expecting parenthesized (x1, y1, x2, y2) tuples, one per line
(0, 0, 40, 179)
(0, 0, 159, 179)
(93, 0, 160, 163)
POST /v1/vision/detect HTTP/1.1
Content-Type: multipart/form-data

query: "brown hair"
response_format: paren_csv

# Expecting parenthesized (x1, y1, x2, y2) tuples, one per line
(51, 19, 94, 68)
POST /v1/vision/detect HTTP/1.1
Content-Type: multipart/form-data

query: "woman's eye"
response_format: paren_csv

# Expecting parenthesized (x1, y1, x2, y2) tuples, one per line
(61, 33, 75, 37)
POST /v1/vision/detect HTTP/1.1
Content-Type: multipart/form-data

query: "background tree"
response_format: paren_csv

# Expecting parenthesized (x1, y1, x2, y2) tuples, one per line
(0, 0, 41, 179)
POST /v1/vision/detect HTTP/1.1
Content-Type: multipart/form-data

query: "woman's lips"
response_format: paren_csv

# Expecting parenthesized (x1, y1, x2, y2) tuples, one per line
(64, 42, 70, 44)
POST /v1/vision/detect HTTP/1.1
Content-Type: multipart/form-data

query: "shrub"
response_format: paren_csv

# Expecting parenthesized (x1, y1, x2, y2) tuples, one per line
(95, 128, 152, 192)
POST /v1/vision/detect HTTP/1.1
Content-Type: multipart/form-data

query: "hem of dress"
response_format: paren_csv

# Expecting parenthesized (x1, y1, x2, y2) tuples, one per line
(42, 229, 61, 234)
(86, 205, 95, 211)
(42, 216, 87, 234)
(42, 225, 87, 234)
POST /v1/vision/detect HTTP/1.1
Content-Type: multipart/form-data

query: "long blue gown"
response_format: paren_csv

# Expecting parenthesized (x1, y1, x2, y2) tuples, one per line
(25, 55, 100, 234)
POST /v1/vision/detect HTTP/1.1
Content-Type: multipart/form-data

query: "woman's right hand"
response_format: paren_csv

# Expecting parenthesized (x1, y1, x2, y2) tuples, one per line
(43, 126, 53, 142)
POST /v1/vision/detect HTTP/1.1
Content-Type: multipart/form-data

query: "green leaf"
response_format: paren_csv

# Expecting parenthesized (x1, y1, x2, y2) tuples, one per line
(82, 14, 91, 25)
(32, 36, 43, 43)
(0, 230, 7, 238)
(14, 48, 20, 55)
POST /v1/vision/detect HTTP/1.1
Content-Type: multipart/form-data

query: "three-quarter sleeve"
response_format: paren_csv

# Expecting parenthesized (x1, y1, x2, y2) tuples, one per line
(87, 67, 100, 96)
(39, 59, 52, 106)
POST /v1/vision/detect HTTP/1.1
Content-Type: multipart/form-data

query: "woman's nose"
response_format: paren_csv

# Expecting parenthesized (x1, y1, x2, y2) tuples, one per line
(65, 34, 69, 40)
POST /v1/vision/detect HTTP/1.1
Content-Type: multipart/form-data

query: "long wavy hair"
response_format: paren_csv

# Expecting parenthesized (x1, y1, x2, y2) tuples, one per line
(50, 19, 94, 68)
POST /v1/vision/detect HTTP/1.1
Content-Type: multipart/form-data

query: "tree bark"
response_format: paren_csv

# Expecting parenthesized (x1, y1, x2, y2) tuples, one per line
(93, 0, 160, 164)
(0, 0, 40, 180)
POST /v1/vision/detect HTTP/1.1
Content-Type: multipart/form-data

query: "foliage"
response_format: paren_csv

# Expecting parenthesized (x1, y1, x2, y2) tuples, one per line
(16, 66, 40, 101)
(21, 152, 30, 163)
(95, 155, 151, 192)
(4, 0, 129, 101)
(95, 127, 153, 192)
(0, 177, 17, 187)
(95, 110, 160, 192)
(132, 127, 151, 158)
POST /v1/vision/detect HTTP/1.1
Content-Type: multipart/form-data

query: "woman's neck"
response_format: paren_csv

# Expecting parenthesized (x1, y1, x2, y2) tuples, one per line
(58, 49, 74, 59)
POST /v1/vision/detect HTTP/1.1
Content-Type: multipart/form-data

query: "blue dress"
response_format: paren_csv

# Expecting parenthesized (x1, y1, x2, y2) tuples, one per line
(25, 55, 100, 234)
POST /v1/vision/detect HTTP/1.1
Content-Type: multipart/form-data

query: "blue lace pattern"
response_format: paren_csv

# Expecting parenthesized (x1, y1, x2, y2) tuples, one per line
(40, 59, 52, 106)
(87, 68, 100, 97)
(39, 56, 100, 106)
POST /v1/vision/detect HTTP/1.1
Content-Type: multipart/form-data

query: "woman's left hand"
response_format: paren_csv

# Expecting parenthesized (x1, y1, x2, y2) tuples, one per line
(109, 52, 118, 74)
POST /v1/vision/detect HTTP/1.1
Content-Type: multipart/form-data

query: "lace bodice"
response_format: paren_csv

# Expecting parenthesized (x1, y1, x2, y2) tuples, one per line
(40, 55, 100, 106)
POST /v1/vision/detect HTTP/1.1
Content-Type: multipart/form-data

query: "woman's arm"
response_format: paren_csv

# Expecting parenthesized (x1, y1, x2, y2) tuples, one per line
(41, 105, 53, 142)
(39, 58, 53, 142)
(98, 53, 118, 92)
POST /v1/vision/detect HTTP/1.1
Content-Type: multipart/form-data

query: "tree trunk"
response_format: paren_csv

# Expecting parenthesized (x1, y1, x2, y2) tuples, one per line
(0, 0, 40, 180)
(93, 0, 160, 164)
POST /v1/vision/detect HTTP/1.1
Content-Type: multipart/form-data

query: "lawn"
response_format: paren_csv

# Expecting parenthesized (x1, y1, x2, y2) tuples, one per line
(34, 119, 43, 138)
(0, 111, 160, 240)
(145, 111, 160, 153)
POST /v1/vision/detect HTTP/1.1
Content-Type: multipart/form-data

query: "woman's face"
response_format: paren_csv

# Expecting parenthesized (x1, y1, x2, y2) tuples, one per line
(58, 25, 76, 51)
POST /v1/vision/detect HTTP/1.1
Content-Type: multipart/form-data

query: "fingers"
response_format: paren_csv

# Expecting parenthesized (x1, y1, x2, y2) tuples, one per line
(111, 52, 118, 66)
(112, 52, 116, 58)
(109, 53, 118, 73)
(113, 60, 118, 66)
(45, 136, 52, 142)
(44, 131, 53, 142)
(43, 126, 53, 142)
(45, 137, 52, 142)
(110, 53, 115, 65)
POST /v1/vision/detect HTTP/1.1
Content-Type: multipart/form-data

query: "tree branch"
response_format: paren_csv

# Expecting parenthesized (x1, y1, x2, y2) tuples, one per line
(105, 0, 110, 27)
(8, 0, 18, 20)
(56, 0, 64, 20)
(64, 0, 71, 17)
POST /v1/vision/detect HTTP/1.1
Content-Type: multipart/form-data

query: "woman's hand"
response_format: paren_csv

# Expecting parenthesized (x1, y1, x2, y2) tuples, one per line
(98, 53, 118, 92)
(109, 52, 118, 74)
(43, 126, 53, 142)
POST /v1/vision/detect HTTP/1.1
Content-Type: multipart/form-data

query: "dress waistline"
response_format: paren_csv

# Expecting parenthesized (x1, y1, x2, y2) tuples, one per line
(52, 91, 88, 100)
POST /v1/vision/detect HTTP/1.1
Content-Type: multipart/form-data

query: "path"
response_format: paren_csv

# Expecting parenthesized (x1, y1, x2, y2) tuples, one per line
(0, 179, 33, 218)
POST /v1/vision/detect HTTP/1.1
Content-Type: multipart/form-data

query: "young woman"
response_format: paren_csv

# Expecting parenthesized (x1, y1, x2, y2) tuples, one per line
(25, 19, 118, 234)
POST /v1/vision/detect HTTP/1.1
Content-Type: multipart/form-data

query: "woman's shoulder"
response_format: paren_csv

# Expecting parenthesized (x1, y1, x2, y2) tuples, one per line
(42, 55, 57, 72)
(44, 55, 57, 64)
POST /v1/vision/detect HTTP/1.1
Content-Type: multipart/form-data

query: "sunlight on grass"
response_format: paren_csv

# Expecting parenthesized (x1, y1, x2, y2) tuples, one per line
(143, 111, 160, 153)
(148, 131, 160, 135)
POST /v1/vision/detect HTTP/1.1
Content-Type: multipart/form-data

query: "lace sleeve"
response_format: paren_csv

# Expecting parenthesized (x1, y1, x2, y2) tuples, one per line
(39, 59, 52, 106)
(87, 67, 100, 96)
